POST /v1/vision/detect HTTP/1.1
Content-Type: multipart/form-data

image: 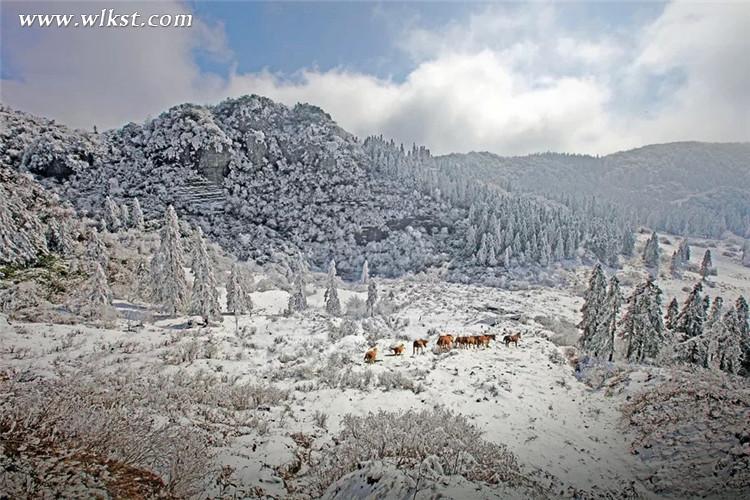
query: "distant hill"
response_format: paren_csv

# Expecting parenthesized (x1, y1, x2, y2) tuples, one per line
(436, 142, 750, 238)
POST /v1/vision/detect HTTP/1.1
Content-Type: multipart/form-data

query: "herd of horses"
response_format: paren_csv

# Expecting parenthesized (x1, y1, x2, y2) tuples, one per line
(364, 332, 522, 363)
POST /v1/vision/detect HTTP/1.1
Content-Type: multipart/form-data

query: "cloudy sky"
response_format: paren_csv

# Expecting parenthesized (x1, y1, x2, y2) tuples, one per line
(2, 1, 749, 155)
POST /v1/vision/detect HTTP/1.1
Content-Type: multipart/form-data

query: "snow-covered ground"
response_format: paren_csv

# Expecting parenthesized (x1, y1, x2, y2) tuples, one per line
(3, 239, 748, 498)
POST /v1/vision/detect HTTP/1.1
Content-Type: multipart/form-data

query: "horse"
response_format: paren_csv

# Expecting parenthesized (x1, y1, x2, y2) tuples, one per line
(413, 339, 429, 355)
(503, 333, 521, 347)
(364, 346, 378, 363)
(391, 344, 406, 356)
(436, 334, 454, 352)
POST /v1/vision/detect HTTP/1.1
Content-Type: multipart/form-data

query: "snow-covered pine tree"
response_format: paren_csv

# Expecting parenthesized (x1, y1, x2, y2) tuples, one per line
(150, 205, 188, 316)
(665, 297, 679, 330)
(669, 251, 680, 277)
(85, 227, 108, 270)
(134, 257, 151, 302)
(287, 272, 307, 313)
(621, 229, 635, 257)
(675, 282, 705, 339)
(72, 262, 115, 320)
(226, 263, 252, 331)
(621, 277, 665, 363)
(103, 196, 121, 232)
(503, 247, 511, 268)
(325, 259, 341, 316)
(46, 217, 74, 256)
(642, 231, 660, 271)
(700, 249, 713, 278)
(707, 308, 744, 374)
(706, 296, 723, 326)
(733, 296, 750, 376)
(189, 227, 222, 324)
(742, 240, 750, 268)
(578, 264, 608, 355)
(131, 198, 145, 230)
(361, 259, 369, 284)
(677, 239, 691, 264)
(366, 279, 378, 317)
(119, 203, 130, 229)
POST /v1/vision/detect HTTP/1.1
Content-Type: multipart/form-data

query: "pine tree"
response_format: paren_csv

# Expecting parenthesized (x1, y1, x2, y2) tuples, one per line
(134, 257, 151, 302)
(366, 279, 378, 317)
(642, 231, 660, 270)
(104, 196, 121, 232)
(602, 276, 622, 361)
(578, 264, 608, 355)
(675, 282, 705, 339)
(325, 259, 341, 316)
(621, 229, 635, 257)
(73, 262, 115, 320)
(189, 228, 222, 324)
(131, 198, 145, 230)
(700, 249, 713, 278)
(621, 277, 665, 363)
(86, 227, 108, 269)
(669, 251, 680, 277)
(678, 239, 691, 263)
(287, 272, 307, 313)
(150, 205, 188, 316)
(665, 297, 679, 330)
(46, 218, 74, 256)
(120, 203, 130, 229)
(742, 240, 750, 268)
(226, 263, 252, 331)
(733, 296, 750, 375)
(361, 259, 370, 284)
(707, 309, 744, 374)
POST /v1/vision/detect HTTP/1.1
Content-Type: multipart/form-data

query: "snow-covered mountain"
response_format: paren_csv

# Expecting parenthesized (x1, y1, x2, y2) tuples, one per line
(437, 142, 750, 238)
(1, 98, 629, 279)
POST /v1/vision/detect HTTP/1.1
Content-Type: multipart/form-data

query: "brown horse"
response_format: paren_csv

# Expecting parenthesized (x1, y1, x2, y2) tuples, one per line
(412, 339, 429, 355)
(436, 334, 454, 352)
(364, 346, 378, 363)
(503, 333, 521, 347)
(391, 344, 406, 356)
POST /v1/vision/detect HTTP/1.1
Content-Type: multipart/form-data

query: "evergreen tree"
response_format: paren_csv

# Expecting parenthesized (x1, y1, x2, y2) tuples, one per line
(86, 227, 108, 269)
(189, 228, 222, 324)
(73, 262, 115, 320)
(103, 196, 121, 232)
(134, 257, 151, 302)
(602, 276, 622, 361)
(706, 296, 724, 327)
(675, 282, 705, 339)
(707, 309, 744, 374)
(325, 259, 341, 316)
(287, 272, 307, 313)
(621, 229, 635, 257)
(578, 264, 608, 354)
(366, 279, 378, 317)
(665, 297, 679, 330)
(621, 277, 665, 363)
(669, 251, 680, 277)
(361, 259, 370, 284)
(46, 218, 74, 256)
(119, 203, 130, 229)
(700, 249, 713, 278)
(677, 239, 691, 263)
(742, 240, 750, 268)
(733, 296, 750, 375)
(131, 198, 145, 230)
(642, 231, 660, 270)
(150, 205, 188, 316)
(226, 263, 253, 331)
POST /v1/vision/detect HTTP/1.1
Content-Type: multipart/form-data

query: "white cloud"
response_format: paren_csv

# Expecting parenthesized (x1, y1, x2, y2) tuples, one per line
(2, 1, 748, 155)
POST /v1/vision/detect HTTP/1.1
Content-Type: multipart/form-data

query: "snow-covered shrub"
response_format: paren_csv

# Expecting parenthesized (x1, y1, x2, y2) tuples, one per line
(307, 406, 534, 497)
(327, 318, 359, 342)
(377, 370, 424, 394)
(0, 373, 212, 497)
(344, 296, 367, 318)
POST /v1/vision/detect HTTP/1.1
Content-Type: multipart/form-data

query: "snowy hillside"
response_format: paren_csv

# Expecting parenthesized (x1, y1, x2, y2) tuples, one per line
(1, 99, 631, 280)
(436, 142, 750, 238)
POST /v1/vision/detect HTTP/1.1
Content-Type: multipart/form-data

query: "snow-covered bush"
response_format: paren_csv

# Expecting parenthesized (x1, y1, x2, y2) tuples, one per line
(307, 406, 533, 497)
(377, 370, 424, 394)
